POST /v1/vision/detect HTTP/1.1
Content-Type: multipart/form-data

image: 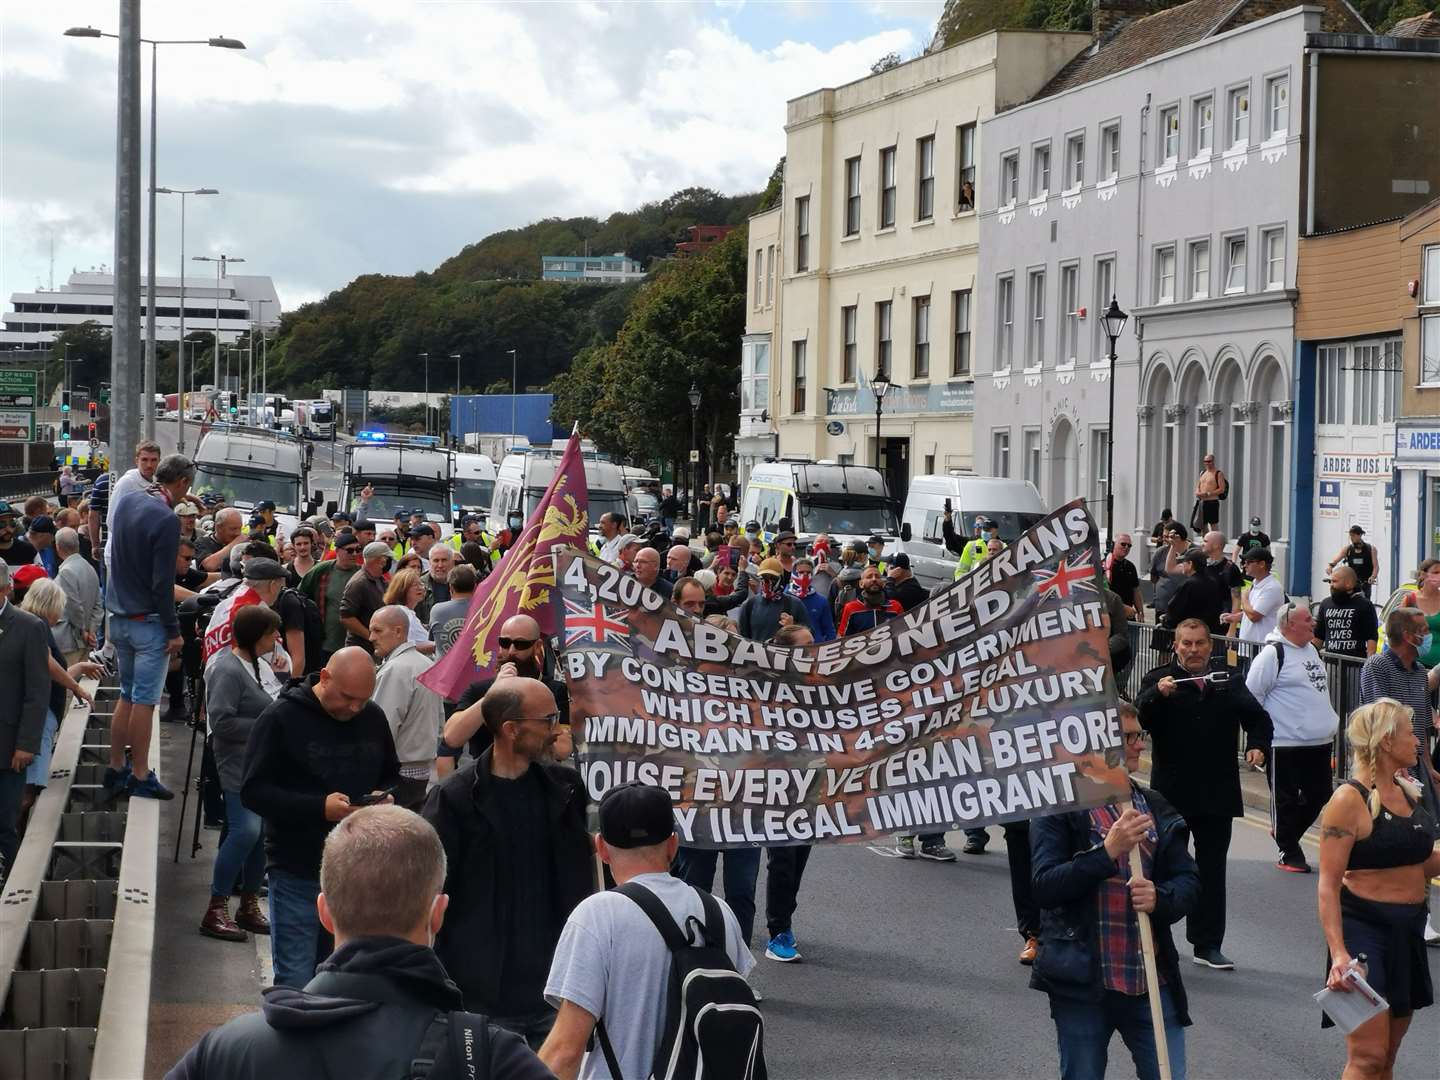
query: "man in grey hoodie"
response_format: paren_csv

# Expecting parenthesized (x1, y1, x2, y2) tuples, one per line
(1244, 600, 1339, 873)
(371, 606, 445, 810)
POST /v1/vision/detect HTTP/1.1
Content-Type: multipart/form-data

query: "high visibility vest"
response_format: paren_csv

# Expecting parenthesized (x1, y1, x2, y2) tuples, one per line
(955, 538, 996, 579)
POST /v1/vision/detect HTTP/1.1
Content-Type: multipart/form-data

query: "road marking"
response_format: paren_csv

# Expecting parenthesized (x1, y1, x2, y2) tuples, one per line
(256, 929, 273, 989)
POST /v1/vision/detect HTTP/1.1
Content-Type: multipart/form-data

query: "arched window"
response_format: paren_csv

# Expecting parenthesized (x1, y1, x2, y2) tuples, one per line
(1143, 362, 1173, 517)
(1251, 355, 1288, 539)
(1050, 417, 1079, 509)
(1211, 354, 1245, 536)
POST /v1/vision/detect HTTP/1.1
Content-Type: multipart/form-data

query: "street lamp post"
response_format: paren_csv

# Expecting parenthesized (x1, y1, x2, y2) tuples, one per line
(687, 382, 702, 523)
(64, 27, 244, 439)
(872, 371, 893, 471)
(157, 187, 217, 452)
(507, 349, 518, 451)
(419, 352, 430, 435)
(193, 253, 244, 390)
(1101, 295, 1130, 548)
(450, 353, 462, 447)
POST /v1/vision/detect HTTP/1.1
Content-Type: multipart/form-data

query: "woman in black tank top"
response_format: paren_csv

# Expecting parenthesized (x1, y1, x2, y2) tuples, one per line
(1317, 699, 1439, 1071)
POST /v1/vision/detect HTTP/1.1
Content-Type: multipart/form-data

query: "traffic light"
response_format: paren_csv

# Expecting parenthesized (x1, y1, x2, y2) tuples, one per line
(88, 422, 97, 441)
(88, 400, 98, 421)
(60, 391, 71, 414)
(227, 392, 238, 418)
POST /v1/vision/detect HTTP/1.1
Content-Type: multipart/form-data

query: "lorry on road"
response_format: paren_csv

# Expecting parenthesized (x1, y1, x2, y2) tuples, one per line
(295, 399, 336, 440)
(452, 452, 497, 527)
(739, 460, 900, 549)
(341, 431, 454, 538)
(192, 424, 312, 537)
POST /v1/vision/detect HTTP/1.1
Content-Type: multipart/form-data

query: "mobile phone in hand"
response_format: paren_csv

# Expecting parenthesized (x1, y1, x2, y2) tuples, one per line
(356, 786, 396, 806)
(944, 498, 952, 513)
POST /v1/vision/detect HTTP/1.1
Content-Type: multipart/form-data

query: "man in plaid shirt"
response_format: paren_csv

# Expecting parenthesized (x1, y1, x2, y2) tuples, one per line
(1030, 703, 1201, 1080)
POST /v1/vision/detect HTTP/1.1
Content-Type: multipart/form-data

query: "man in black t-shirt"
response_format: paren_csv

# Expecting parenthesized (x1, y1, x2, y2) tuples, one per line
(174, 537, 217, 595)
(1201, 530, 1243, 630)
(1106, 533, 1143, 616)
(0, 501, 39, 568)
(1315, 566, 1379, 658)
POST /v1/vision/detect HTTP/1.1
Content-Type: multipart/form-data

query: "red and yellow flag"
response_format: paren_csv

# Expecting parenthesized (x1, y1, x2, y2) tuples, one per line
(420, 431, 590, 699)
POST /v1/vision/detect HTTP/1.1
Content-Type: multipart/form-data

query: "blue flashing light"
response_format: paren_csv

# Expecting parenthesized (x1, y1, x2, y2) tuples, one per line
(357, 430, 388, 442)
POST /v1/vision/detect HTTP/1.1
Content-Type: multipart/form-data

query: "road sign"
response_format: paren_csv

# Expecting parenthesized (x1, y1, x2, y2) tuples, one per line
(689, 449, 700, 463)
(0, 369, 38, 410)
(90, 437, 100, 449)
(0, 409, 35, 441)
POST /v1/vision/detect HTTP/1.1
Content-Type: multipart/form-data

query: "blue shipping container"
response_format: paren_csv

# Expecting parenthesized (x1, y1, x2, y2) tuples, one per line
(450, 394, 565, 444)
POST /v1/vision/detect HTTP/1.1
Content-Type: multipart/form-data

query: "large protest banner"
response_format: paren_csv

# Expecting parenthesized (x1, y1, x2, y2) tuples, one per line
(555, 500, 1132, 848)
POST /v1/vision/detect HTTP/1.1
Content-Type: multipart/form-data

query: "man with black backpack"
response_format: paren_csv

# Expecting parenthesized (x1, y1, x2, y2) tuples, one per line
(541, 782, 762, 1080)
(166, 804, 551, 1080)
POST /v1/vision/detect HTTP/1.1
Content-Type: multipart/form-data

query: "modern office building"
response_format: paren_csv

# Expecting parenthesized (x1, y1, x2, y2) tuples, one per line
(970, 1, 1440, 591)
(747, 29, 1092, 504)
(540, 254, 647, 284)
(1, 270, 280, 352)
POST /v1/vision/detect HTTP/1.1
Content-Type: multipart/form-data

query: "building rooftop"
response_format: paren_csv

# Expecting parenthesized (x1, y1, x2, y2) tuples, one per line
(1035, 0, 1368, 100)
(1390, 9, 1440, 37)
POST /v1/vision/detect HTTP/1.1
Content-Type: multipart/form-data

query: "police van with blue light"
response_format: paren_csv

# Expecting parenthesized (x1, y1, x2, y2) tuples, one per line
(342, 431, 456, 539)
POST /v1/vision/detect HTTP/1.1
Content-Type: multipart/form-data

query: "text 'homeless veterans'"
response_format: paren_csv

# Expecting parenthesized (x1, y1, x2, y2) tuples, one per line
(558, 501, 1131, 848)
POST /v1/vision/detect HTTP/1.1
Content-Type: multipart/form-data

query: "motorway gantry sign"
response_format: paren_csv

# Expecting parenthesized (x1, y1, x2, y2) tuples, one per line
(0, 369, 39, 410)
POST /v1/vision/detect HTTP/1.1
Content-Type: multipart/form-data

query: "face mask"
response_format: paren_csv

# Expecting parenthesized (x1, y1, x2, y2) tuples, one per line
(1421, 633, 1434, 656)
(760, 575, 783, 601)
(508, 517, 522, 531)
(791, 572, 812, 597)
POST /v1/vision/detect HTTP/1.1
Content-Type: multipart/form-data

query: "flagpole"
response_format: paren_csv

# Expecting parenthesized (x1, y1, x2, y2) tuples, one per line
(1120, 795, 1173, 1080)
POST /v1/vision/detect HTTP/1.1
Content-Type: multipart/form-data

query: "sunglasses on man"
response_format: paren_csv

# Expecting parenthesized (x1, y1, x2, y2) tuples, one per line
(498, 635, 537, 649)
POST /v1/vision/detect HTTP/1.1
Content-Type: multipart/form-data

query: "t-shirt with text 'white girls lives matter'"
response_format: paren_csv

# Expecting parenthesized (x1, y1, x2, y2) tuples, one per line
(545, 871, 755, 1080)
(1315, 592, 1379, 658)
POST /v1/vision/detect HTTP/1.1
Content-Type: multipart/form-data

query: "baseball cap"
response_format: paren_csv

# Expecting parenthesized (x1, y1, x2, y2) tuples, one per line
(29, 515, 56, 535)
(889, 552, 912, 570)
(12, 564, 47, 590)
(175, 502, 199, 517)
(353, 519, 376, 533)
(1349, 524, 1365, 535)
(868, 534, 885, 545)
(1180, 546, 1207, 567)
(334, 530, 359, 549)
(617, 533, 643, 549)
(242, 557, 288, 582)
(672, 525, 691, 540)
(363, 541, 394, 560)
(256, 500, 276, 512)
(1249, 516, 1262, 529)
(331, 511, 353, 523)
(745, 520, 761, 531)
(598, 782, 675, 849)
(1241, 547, 1273, 566)
(759, 557, 784, 577)
(0, 500, 15, 518)
(409, 523, 436, 539)
(249, 513, 266, 528)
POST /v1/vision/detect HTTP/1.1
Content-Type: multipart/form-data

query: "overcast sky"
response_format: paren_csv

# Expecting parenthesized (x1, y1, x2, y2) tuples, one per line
(2, 0, 941, 313)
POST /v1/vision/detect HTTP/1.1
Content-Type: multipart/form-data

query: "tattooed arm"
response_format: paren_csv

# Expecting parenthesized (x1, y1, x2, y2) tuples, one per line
(1317, 785, 1365, 973)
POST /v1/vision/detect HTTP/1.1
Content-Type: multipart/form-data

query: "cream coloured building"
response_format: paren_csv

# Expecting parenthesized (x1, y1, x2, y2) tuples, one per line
(740, 30, 1089, 503)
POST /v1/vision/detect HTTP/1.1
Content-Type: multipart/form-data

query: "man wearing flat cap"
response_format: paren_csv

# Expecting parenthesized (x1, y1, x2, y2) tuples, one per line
(341, 541, 393, 653)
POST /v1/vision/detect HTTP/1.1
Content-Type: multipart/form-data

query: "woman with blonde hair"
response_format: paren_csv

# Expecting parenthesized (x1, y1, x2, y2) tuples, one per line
(1317, 698, 1439, 1079)
(381, 568, 434, 655)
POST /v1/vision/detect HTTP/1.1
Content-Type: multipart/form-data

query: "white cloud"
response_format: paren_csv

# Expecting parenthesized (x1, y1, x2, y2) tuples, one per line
(1, 0, 927, 310)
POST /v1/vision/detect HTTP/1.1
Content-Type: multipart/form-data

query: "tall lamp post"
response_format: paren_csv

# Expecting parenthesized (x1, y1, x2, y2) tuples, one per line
(1101, 295, 1130, 548)
(419, 351, 430, 435)
(687, 382, 702, 523)
(193, 253, 244, 389)
(871, 371, 893, 471)
(449, 353, 462, 446)
(64, 27, 245, 439)
(157, 187, 217, 452)
(506, 349, 518, 451)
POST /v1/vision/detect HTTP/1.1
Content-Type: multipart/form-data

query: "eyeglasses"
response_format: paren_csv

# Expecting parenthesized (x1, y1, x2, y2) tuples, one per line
(497, 636, 537, 648)
(339, 545, 361, 554)
(1123, 731, 1149, 746)
(1116, 542, 1131, 548)
(514, 712, 560, 728)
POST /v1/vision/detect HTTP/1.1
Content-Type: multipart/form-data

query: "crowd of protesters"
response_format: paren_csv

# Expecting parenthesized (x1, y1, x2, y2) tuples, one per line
(5, 439, 1436, 1080)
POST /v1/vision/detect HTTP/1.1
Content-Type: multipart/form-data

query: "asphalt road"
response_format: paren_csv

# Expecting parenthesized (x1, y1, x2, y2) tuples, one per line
(750, 809, 1438, 1080)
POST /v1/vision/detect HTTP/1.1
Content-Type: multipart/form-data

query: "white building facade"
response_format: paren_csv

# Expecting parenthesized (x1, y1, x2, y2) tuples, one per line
(2, 271, 281, 351)
(742, 31, 1091, 504)
(973, 4, 1331, 568)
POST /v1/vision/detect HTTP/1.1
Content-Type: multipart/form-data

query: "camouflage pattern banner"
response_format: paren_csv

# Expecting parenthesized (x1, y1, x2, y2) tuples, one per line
(555, 500, 1131, 848)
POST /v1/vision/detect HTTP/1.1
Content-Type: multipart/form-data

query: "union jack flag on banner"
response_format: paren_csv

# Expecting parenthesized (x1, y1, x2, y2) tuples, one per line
(1033, 551, 1099, 600)
(563, 598, 631, 651)
(419, 429, 590, 699)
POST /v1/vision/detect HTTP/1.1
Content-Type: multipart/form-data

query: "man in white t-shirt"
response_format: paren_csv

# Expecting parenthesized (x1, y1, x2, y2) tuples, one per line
(104, 439, 162, 563)
(1224, 547, 1284, 644)
(540, 783, 755, 1080)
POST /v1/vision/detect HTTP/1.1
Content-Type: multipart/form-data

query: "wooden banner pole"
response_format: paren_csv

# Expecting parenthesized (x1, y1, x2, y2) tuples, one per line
(1121, 797, 1172, 1080)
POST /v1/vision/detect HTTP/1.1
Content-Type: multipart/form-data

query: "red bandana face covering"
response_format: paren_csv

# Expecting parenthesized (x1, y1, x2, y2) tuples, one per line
(790, 572, 812, 598)
(761, 575, 783, 601)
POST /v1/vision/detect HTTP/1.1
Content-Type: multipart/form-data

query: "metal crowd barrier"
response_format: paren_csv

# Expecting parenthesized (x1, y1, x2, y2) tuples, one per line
(0, 681, 158, 1079)
(1123, 622, 1366, 783)
(0, 471, 60, 501)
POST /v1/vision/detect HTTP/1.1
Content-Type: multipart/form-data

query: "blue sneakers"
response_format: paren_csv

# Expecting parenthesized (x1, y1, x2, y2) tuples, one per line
(103, 765, 132, 797)
(766, 931, 801, 962)
(128, 772, 175, 800)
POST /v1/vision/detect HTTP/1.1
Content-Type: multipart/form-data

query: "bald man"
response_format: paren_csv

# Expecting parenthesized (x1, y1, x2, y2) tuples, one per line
(632, 547, 663, 594)
(242, 646, 401, 987)
(439, 614, 572, 774)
